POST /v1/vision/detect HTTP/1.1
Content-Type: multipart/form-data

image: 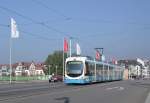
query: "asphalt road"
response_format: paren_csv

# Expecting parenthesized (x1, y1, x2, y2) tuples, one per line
(0, 80, 150, 103)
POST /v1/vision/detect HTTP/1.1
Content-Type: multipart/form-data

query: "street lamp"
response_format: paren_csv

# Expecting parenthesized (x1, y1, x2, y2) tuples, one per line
(55, 65, 58, 76)
(69, 37, 73, 57)
(48, 65, 51, 75)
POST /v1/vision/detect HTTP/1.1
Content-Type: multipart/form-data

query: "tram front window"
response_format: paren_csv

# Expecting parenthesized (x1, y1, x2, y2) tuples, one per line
(66, 61, 83, 77)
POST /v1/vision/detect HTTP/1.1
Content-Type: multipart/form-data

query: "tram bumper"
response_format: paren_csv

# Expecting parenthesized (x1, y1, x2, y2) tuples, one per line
(64, 78, 89, 84)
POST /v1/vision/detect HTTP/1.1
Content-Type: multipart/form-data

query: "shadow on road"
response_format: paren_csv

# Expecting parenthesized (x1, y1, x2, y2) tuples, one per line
(55, 97, 70, 103)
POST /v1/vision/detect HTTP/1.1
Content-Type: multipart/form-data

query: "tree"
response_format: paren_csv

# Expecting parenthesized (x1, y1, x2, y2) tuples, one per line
(45, 50, 67, 75)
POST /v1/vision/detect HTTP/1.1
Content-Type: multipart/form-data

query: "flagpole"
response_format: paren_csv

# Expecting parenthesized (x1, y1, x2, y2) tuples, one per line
(63, 38, 65, 81)
(9, 18, 19, 84)
(69, 37, 72, 57)
(9, 36, 12, 84)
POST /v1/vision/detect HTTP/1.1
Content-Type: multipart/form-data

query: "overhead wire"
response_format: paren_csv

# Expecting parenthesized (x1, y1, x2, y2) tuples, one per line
(0, 5, 70, 37)
(31, 0, 71, 21)
(0, 24, 62, 41)
(20, 30, 62, 41)
(0, 23, 9, 27)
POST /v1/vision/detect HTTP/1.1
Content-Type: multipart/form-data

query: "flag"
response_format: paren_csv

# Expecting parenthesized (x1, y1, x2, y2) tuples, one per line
(76, 43, 81, 55)
(112, 58, 117, 64)
(96, 50, 100, 60)
(137, 58, 144, 66)
(101, 55, 105, 61)
(11, 18, 19, 38)
(64, 38, 68, 53)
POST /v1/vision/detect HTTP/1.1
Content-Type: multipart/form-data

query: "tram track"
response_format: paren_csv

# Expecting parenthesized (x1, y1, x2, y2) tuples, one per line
(0, 83, 66, 101)
(0, 81, 121, 102)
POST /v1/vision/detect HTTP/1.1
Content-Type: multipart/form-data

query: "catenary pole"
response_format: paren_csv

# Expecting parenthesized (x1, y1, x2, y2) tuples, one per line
(9, 36, 12, 84)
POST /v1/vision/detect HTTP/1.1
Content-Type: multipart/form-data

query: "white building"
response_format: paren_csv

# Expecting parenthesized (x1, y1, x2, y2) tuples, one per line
(128, 65, 141, 79)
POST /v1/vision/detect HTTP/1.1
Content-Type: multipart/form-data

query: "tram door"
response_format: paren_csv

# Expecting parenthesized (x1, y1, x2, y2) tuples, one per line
(85, 62, 95, 82)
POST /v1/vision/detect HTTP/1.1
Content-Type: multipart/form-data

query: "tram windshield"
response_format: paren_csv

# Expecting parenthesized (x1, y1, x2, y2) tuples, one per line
(66, 61, 83, 77)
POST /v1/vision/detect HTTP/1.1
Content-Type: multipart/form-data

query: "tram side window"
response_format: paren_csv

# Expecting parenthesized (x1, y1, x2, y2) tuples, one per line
(85, 62, 90, 76)
(109, 66, 113, 77)
(96, 64, 103, 75)
(104, 65, 108, 76)
(89, 63, 94, 75)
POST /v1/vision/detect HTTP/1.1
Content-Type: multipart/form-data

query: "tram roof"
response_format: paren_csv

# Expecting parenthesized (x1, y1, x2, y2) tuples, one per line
(66, 56, 124, 69)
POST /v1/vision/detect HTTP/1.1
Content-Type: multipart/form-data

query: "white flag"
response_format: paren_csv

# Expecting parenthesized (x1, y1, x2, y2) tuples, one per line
(101, 55, 106, 62)
(137, 58, 145, 66)
(76, 43, 81, 55)
(11, 18, 19, 38)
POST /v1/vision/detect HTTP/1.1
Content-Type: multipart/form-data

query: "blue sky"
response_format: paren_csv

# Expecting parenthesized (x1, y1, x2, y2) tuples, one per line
(0, 0, 150, 64)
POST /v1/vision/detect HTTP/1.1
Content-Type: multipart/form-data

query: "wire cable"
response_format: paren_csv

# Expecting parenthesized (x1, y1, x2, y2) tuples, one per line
(0, 5, 69, 37)
(31, 0, 71, 21)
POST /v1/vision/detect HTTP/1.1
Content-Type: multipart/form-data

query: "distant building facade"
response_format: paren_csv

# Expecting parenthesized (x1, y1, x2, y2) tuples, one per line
(0, 61, 45, 76)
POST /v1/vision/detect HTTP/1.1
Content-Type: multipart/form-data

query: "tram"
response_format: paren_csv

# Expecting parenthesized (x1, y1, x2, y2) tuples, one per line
(64, 56, 124, 84)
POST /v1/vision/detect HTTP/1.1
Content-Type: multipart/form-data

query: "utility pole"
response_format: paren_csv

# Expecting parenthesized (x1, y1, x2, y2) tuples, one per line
(48, 65, 51, 75)
(69, 37, 73, 57)
(55, 65, 58, 76)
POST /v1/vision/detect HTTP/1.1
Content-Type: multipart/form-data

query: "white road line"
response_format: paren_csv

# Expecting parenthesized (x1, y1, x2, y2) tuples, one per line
(0, 82, 123, 102)
(118, 87, 124, 91)
(106, 86, 124, 91)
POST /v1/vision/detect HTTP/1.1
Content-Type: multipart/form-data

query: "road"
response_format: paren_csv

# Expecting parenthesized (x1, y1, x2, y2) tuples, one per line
(0, 80, 150, 103)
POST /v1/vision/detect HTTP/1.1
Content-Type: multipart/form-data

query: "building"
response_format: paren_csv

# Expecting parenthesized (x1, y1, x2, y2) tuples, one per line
(0, 61, 45, 77)
(35, 63, 45, 75)
(128, 65, 141, 79)
(0, 65, 10, 76)
(13, 62, 45, 76)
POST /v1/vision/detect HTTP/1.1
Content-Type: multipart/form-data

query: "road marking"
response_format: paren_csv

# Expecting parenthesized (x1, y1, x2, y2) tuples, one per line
(118, 87, 124, 91)
(106, 86, 124, 91)
(0, 82, 123, 102)
(106, 87, 118, 90)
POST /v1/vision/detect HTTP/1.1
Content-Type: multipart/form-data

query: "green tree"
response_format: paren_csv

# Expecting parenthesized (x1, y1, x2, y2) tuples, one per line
(45, 50, 67, 75)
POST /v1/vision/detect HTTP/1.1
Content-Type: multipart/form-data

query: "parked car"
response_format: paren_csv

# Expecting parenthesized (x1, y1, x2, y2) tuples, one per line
(49, 75, 63, 82)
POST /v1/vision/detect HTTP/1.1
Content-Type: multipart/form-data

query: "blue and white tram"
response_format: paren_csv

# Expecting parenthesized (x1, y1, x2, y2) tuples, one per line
(64, 56, 124, 84)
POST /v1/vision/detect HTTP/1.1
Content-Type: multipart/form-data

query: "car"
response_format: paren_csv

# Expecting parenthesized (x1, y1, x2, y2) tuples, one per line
(49, 75, 63, 82)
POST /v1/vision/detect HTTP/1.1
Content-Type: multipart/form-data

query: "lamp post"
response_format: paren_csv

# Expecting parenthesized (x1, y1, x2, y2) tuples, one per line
(55, 65, 58, 76)
(48, 65, 51, 75)
(69, 37, 72, 57)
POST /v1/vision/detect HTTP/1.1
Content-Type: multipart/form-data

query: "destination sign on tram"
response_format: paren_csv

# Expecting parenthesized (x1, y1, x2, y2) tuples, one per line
(68, 61, 82, 64)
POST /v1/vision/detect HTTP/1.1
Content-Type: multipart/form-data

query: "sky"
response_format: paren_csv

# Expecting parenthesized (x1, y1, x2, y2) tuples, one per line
(0, 0, 150, 64)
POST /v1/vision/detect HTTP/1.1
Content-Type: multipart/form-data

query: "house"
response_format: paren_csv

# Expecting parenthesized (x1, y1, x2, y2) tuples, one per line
(12, 62, 35, 76)
(0, 64, 10, 76)
(13, 62, 23, 76)
(128, 65, 141, 79)
(12, 61, 45, 76)
(29, 62, 37, 76)
(35, 63, 45, 75)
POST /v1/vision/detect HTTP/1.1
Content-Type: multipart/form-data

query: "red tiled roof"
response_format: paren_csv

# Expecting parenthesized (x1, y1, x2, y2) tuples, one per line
(12, 62, 35, 68)
(35, 63, 45, 70)
(0, 64, 9, 68)
(0, 62, 45, 70)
